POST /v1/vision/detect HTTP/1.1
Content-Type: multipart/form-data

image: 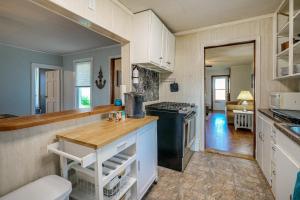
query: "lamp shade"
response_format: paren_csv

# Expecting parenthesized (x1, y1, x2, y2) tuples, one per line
(237, 91, 253, 101)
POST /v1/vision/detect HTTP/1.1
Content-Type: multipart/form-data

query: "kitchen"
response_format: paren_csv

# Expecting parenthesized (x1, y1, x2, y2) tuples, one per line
(0, 0, 300, 200)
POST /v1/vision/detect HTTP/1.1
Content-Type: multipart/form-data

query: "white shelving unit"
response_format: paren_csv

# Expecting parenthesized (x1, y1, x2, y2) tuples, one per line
(48, 134, 138, 200)
(273, 0, 300, 79)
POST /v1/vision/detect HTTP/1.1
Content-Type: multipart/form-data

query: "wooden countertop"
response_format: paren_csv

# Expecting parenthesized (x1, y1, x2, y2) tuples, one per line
(56, 116, 159, 149)
(0, 105, 123, 131)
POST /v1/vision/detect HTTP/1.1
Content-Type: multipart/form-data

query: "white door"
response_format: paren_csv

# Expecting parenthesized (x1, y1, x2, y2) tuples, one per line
(149, 12, 163, 66)
(212, 76, 228, 111)
(274, 145, 299, 200)
(46, 70, 60, 113)
(137, 123, 157, 199)
(256, 115, 263, 168)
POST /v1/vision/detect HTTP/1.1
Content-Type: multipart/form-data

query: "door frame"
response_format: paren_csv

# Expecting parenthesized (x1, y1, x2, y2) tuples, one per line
(202, 38, 258, 158)
(210, 75, 230, 111)
(110, 57, 121, 104)
(31, 63, 63, 115)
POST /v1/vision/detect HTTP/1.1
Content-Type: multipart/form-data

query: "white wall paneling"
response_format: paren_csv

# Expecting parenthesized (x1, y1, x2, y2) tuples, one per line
(160, 17, 300, 151)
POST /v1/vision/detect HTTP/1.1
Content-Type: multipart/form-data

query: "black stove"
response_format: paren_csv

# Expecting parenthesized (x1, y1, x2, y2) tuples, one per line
(145, 102, 197, 171)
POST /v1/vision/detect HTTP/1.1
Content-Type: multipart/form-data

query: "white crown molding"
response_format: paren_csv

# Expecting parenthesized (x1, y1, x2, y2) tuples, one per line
(62, 44, 121, 57)
(0, 42, 61, 56)
(175, 13, 273, 36)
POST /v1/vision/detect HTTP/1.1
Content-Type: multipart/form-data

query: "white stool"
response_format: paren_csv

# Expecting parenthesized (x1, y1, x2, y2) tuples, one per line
(0, 175, 72, 200)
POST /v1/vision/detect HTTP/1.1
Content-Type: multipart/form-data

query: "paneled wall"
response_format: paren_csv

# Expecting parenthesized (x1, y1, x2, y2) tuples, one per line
(160, 16, 300, 150)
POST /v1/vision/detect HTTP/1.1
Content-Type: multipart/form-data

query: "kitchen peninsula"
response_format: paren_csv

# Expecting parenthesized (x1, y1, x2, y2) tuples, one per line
(0, 105, 158, 200)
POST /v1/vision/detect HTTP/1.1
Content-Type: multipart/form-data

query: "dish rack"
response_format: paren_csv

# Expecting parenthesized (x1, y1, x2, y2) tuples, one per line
(47, 133, 138, 200)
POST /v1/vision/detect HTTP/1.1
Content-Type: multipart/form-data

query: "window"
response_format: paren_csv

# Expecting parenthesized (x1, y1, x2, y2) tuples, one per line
(214, 77, 226, 101)
(75, 60, 92, 108)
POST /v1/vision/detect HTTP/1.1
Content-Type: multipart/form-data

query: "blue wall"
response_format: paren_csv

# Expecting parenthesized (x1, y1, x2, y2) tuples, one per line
(0, 44, 62, 116)
(63, 45, 121, 110)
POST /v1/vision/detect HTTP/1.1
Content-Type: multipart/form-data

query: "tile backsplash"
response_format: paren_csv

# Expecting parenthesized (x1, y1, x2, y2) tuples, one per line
(132, 65, 159, 102)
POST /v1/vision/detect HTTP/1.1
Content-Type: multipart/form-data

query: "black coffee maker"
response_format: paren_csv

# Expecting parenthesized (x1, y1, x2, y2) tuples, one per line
(124, 92, 144, 118)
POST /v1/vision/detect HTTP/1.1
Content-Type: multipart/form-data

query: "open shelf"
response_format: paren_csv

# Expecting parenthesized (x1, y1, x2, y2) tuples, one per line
(278, 21, 289, 37)
(70, 176, 136, 200)
(102, 153, 136, 186)
(104, 177, 136, 200)
(277, 47, 289, 58)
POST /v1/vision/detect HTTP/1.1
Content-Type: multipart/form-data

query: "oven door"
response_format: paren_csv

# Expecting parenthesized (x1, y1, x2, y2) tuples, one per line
(183, 112, 196, 155)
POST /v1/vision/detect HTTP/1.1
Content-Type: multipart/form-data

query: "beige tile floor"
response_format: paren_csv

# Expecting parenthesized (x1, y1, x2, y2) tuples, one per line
(143, 152, 274, 200)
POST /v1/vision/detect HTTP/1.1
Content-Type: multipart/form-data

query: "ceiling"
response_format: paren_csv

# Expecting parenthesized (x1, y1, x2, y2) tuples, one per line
(0, 0, 118, 55)
(118, 0, 282, 33)
(205, 43, 254, 69)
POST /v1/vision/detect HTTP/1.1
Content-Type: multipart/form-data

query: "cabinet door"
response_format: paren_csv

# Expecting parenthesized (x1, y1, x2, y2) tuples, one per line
(262, 118, 272, 184)
(256, 115, 263, 168)
(168, 32, 176, 70)
(137, 122, 157, 199)
(161, 25, 168, 68)
(149, 12, 163, 66)
(274, 145, 299, 200)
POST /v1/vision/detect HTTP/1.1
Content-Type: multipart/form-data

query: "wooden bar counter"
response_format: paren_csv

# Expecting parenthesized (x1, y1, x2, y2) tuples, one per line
(0, 105, 123, 131)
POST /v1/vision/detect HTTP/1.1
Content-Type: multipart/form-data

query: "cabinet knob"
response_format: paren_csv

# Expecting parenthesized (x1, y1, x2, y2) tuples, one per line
(272, 170, 276, 175)
(159, 57, 163, 60)
(166, 61, 171, 64)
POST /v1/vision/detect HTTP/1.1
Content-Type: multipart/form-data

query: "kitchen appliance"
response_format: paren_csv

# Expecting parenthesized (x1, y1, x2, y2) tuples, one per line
(270, 92, 300, 110)
(124, 92, 144, 118)
(145, 102, 197, 171)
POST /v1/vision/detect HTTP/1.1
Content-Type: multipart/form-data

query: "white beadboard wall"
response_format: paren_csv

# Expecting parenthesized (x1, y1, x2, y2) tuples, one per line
(159, 16, 300, 151)
(0, 114, 107, 196)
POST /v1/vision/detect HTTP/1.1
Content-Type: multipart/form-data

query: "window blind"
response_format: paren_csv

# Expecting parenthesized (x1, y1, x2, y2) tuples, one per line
(75, 61, 91, 87)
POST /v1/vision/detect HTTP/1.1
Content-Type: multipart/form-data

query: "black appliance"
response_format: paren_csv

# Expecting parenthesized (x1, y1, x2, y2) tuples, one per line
(145, 102, 197, 171)
(124, 92, 144, 118)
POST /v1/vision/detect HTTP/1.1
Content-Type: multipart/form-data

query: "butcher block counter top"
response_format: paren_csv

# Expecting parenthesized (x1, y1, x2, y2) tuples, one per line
(56, 116, 159, 149)
(0, 105, 123, 131)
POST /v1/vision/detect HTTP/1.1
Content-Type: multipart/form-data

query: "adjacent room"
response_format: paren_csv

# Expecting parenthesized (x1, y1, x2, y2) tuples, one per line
(204, 42, 255, 158)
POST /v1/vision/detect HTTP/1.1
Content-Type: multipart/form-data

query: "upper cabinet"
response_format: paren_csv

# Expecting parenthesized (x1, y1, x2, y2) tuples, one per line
(274, 0, 300, 79)
(132, 10, 175, 73)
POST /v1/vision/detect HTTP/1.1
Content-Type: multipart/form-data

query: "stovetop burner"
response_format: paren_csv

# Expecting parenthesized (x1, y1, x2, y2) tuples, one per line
(145, 102, 196, 114)
(271, 109, 300, 124)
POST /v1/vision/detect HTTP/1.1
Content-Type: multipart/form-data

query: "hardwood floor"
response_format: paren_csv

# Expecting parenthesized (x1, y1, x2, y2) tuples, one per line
(205, 111, 254, 158)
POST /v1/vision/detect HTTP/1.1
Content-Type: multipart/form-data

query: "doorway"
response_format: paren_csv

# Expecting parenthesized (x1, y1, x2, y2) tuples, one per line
(31, 63, 62, 114)
(204, 41, 256, 159)
(110, 58, 122, 104)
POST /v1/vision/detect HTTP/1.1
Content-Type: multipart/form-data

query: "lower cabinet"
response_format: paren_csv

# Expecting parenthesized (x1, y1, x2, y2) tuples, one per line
(257, 112, 300, 200)
(137, 122, 157, 200)
(256, 114, 272, 184)
(272, 144, 299, 200)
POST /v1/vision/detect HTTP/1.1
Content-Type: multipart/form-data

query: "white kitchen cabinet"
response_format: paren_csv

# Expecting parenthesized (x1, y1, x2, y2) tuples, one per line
(256, 113, 273, 184)
(162, 26, 175, 71)
(257, 111, 300, 199)
(136, 122, 157, 200)
(132, 10, 175, 72)
(262, 117, 272, 184)
(256, 114, 263, 168)
(272, 144, 299, 200)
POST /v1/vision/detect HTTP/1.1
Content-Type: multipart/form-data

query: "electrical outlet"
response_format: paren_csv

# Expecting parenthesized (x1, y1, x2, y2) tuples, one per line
(88, 0, 96, 11)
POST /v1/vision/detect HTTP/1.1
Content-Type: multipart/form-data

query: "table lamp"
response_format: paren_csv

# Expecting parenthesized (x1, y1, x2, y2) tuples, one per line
(237, 91, 253, 111)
